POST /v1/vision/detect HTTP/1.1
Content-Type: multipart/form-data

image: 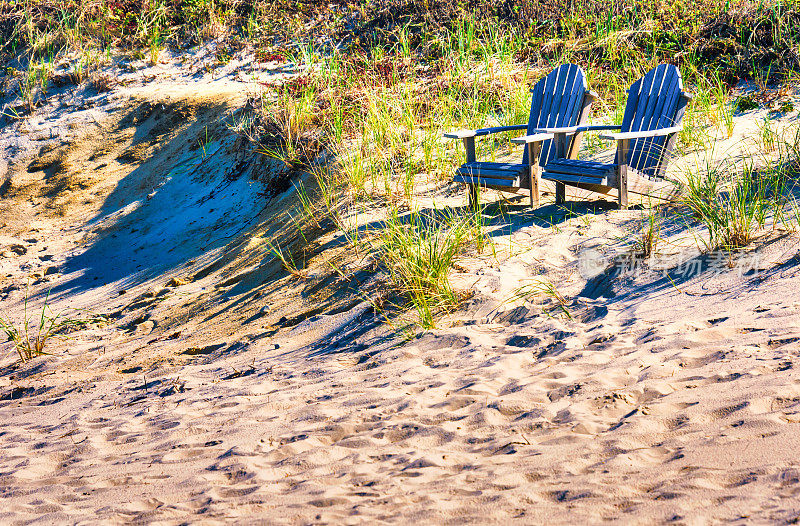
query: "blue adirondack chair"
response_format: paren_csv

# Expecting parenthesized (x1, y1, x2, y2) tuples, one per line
(445, 64, 596, 208)
(522, 64, 692, 209)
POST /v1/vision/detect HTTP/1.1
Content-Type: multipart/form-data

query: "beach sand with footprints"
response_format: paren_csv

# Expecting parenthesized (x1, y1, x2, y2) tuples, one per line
(1, 42, 800, 524)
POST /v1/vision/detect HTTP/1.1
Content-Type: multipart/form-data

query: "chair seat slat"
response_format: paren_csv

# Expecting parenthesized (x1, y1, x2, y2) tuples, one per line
(544, 159, 615, 178)
(453, 175, 520, 187)
(541, 172, 608, 186)
(456, 166, 524, 179)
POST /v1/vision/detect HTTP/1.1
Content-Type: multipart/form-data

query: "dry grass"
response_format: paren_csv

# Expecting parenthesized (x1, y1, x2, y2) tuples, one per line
(0, 285, 106, 363)
(3, 0, 800, 327)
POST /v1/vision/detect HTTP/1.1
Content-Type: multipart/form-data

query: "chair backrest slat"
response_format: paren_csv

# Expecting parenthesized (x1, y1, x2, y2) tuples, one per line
(628, 67, 660, 133)
(545, 71, 566, 128)
(522, 64, 588, 166)
(522, 80, 545, 166)
(554, 67, 582, 127)
(628, 66, 667, 170)
(620, 72, 647, 132)
(617, 64, 686, 177)
(636, 69, 680, 174)
(537, 67, 560, 128)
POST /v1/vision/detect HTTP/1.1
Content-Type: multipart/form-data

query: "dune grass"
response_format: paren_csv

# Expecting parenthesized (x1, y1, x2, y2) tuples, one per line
(0, 286, 105, 363)
(682, 123, 800, 251)
(4, 0, 800, 326)
(378, 209, 474, 328)
(684, 162, 770, 250)
(3, 0, 800, 109)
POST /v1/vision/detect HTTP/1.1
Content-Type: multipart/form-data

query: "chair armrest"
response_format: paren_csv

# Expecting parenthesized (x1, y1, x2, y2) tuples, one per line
(533, 124, 621, 134)
(579, 125, 622, 132)
(443, 124, 527, 139)
(533, 125, 580, 134)
(599, 126, 682, 141)
(510, 132, 554, 144)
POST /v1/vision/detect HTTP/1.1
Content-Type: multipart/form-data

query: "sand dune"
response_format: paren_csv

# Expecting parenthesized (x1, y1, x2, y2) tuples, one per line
(1, 49, 800, 524)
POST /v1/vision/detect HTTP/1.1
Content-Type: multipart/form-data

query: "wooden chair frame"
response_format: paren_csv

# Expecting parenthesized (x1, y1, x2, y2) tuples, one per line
(444, 64, 597, 208)
(529, 65, 693, 209)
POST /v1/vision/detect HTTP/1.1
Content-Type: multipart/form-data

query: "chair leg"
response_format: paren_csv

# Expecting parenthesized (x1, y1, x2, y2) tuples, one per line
(463, 136, 479, 209)
(618, 172, 628, 210)
(556, 182, 566, 205)
(553, 133, 568, 206)
(616, 139, 630, 210)
(527, 141, 542, 209)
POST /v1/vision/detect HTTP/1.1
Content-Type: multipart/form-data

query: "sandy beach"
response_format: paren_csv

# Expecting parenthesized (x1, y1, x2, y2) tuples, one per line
(2, 7, 800, 523)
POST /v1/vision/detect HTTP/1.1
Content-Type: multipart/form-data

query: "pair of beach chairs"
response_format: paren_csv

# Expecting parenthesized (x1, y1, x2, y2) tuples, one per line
(445, 64, 692, 209)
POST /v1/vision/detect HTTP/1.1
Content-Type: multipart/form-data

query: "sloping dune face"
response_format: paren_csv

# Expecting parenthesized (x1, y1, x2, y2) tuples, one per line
(0, 85, 373, 347)
(2, 84, 800, 525)
(39, 96, 269, 301)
